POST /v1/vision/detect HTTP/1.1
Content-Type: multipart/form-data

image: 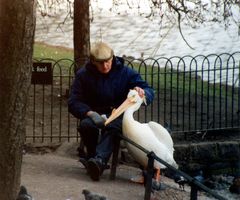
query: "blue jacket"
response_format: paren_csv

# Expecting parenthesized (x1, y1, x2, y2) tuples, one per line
(68, 56, 154, 119)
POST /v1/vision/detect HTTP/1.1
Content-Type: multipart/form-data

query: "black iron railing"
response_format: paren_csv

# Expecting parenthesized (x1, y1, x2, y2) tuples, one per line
(26, 52, 240, 142)
(117, 133, 227, 200)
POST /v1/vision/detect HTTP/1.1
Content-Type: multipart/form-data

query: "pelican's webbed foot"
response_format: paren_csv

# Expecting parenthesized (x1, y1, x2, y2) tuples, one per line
(152, 180, 167, 191)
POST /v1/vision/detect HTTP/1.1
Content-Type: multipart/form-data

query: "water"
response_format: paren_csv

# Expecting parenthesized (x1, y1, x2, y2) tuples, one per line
(35, 0, 240, 58)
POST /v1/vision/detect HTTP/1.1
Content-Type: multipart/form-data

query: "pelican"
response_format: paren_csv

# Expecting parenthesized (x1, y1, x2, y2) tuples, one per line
(105, 89, 178, 183)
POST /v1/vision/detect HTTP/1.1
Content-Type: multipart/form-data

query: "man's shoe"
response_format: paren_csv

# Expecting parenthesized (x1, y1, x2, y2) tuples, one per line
(79, 157, 88, 169)
(87, 158, 104, 181)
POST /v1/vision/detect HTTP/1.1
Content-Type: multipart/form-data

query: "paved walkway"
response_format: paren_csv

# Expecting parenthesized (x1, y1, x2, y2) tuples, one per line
(21, 142, 210, 200)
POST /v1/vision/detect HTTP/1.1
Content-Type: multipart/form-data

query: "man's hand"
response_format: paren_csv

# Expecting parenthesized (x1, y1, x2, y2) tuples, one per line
(134, 86, 145, 98)
(87, 111, 106, 128)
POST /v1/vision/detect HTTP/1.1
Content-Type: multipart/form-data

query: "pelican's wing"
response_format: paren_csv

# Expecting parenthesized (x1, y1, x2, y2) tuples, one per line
(147, 121, 174, 152)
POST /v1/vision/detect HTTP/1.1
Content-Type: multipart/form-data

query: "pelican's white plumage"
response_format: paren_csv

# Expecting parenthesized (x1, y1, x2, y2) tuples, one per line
(105, 89, 178, 170)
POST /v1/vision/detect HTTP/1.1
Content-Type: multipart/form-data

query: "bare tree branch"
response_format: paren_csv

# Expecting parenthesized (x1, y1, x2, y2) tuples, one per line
(165, 0, 194, 49)
(36, 0, 240, 48)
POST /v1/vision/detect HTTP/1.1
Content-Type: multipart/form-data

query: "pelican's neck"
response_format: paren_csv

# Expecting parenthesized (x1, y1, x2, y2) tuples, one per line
(123, 107, 136, 124)
(122, 102, 142, 131)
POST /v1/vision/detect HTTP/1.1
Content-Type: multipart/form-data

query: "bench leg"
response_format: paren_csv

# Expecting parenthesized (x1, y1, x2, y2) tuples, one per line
(110, 137, 120, 180)
(77, 139, 87, 158)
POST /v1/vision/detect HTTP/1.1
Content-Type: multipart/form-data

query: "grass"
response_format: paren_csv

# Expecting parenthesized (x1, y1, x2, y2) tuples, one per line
(129, 61, 238, 99)
(33, 42, 74, 75)
(34, 42, 73, 60)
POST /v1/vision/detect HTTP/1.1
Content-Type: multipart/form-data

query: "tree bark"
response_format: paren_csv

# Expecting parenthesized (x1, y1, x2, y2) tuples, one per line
(0, 1, 36, 199)
(73, 0, 90, 73)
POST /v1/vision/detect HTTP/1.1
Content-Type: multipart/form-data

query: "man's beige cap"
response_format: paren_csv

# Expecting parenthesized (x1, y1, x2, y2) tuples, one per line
(90, 42, 114, 62)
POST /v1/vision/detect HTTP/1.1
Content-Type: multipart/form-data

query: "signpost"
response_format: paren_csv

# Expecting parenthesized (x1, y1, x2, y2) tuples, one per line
(31, 62, 52, 85)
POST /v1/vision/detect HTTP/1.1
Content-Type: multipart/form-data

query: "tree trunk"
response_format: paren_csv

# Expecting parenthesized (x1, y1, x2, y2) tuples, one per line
(0, 1, 36, 199)
(73, 0, 90, 73)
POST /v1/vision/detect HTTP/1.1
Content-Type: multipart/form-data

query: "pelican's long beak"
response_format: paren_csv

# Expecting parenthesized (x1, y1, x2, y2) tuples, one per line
(105, 96, 136, 126)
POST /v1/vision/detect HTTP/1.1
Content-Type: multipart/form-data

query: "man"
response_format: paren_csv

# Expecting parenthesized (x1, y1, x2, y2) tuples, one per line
(68, 42, 154, 181)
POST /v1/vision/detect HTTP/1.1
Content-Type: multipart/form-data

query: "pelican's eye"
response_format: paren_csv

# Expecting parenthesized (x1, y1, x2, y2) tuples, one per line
(129, 95, 136, 102)
(129, 95, 137, 102)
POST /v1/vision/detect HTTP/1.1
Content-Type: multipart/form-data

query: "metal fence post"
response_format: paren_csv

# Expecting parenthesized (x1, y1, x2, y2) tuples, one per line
(190, 184, 198, 200)
(144, 151, 155, 200)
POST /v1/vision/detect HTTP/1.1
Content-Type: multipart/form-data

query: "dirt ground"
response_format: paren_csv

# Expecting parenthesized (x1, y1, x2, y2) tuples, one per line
(20, 142, 215, 200)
